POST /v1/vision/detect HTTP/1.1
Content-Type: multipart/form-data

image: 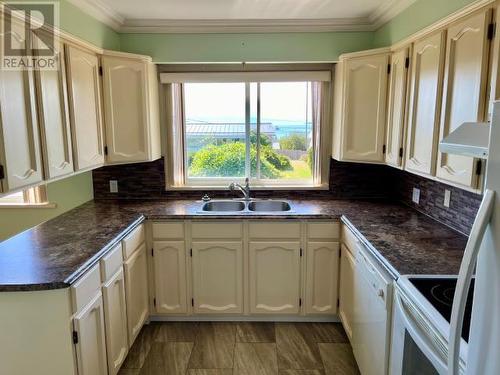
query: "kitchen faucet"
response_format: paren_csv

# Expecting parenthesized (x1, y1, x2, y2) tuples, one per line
(229, 177, 251, 201)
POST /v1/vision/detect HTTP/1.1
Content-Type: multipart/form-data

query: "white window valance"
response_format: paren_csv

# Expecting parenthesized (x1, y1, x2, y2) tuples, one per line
(160, 70, 331, 83)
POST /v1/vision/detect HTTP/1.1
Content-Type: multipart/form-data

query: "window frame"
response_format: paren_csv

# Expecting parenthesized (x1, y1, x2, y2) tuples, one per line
(162, 66, 333, 191)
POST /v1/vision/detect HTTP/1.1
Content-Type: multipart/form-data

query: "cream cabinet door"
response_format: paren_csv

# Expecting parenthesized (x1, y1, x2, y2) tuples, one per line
(153, 241, 187, 314)
(436, 10, 491, 188)
(65, 45, 104, 171)
(339, 244, 356, 341)
(102, 268, 128, 375)
(341, 53, 389, 163)
(191, 241, 243, 314)
(123, 244, 149, 346)
(249, 241, 301, 314)
(0, 21, 43, 192)
(73, 293, 108, 375)
(34, 42, 74, 180)
(405, 31, 446, 177)
(102, 56, 150, 164)
(305, 242, 339, 315)
(385, 47, 410, 168)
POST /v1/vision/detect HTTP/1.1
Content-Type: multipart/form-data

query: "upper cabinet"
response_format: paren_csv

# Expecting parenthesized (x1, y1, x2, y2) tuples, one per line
(0, 18, 43, 193)
(332, 49, 390, 163)
(65, 45, 105, 172)
(385, 47, 410, 168)
(404, 31, 446, 178)
(34, 39, 74, 180)
(435, 9, 492, 189)
(101, 52, 161, 165)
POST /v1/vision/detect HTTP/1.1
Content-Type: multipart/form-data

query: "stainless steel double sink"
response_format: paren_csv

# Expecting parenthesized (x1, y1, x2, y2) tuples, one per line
(200, 199, 292, 213)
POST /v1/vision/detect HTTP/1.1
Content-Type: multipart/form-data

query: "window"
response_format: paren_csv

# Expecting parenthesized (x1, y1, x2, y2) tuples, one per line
(163, 68, 332, 189)
(0, 186, 48, 206)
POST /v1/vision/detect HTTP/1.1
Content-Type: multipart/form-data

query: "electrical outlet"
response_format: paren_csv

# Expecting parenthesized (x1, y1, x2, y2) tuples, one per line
(109, 180, 118, 193)
(412, 188, 420, 204)
(444, 189, 451, 208)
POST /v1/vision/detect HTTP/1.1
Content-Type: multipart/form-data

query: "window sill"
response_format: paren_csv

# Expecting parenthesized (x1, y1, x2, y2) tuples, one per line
(166, 184, 329, 191)
(0, 202, 57, 209)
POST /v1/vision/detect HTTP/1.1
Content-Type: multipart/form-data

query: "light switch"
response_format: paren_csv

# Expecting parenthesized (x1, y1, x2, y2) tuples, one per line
(444, 189, 451, 208)
(412, 188, 420, 204)
(109, 180, 118, 193)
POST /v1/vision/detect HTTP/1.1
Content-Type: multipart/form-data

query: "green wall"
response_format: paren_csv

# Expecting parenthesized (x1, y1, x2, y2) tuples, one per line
(0, 173, 94, 241)
(373, 0, 477, 47)
(119, 32, 374, 63)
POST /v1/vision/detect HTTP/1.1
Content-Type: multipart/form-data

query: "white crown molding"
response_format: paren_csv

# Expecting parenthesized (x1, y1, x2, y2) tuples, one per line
(369, 0, 417, 29)
(120, 17, 374, 34)
(66, 0, 124, 31)
(67, 0, 418, 33)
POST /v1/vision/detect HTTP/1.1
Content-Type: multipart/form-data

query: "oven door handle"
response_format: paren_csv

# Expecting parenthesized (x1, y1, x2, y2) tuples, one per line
(395, 293, 448, 374)
(448, 189, 495, 375)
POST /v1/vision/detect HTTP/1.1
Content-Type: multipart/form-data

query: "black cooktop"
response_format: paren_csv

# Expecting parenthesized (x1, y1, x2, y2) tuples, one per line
(409, 277, 475, 342)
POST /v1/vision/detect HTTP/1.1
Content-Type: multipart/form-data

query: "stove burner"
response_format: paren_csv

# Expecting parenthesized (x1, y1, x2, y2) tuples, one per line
(430, 284, 455, 306)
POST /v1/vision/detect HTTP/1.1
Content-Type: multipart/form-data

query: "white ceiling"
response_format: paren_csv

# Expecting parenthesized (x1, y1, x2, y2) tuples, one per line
(67, 0, 417, 33)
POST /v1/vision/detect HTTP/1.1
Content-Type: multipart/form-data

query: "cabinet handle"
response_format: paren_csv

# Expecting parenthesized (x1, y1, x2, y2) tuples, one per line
(377, 289, 384, 298)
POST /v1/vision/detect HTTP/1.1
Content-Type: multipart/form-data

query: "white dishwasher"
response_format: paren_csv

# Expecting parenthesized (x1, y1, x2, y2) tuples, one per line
(352, 242, 393, 375)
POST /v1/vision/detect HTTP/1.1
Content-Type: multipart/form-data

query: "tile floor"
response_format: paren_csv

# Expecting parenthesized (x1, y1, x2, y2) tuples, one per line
(118, 322, 360, 375)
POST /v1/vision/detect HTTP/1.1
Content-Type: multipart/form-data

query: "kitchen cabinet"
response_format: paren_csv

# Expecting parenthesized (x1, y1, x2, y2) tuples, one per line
(73, 293, 108, 375)
(65, 44, 105, 171)
(339, 244, 356, 340)
(123, 243, 149, 346)
(304, 241, 340, 315)
(405, 31, 446, 177)
(34, 40, 74, 180)
(0, 18, 43, 192)
(332, 49, 390, 163)
(102, 268, 128, 375)
(385, 47, 411, 168)
(435, 9, 491, 189)
(249, 241, 301, 314)
(153, 241, 188, 314)
(101, 52, 161, 164)
(191, 241, 243, 314)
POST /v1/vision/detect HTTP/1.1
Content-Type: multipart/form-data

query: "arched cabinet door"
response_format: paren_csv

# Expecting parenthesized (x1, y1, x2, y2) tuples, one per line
(0, 16, 43, 192)
(436, 9, 491, 189)
(249, 241, 301, 314)
(191, 241, 243, 314)
(153, 241, 188, 314)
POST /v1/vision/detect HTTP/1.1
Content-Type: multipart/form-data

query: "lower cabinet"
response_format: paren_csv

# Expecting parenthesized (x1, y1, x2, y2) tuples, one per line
(339, 244, 356, 340)
(102, 268, 128, 375)
(249, 241, 301, 314)
(191, 241, 243, 314)
(124, 243, 149, 346)
(305, 242, 340, 315)
(73, 293, 108, 375)
(153, 241, 188, 314)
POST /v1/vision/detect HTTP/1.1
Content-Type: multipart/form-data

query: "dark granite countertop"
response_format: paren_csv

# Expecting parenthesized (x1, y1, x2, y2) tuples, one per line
(0, 198, 468, 291)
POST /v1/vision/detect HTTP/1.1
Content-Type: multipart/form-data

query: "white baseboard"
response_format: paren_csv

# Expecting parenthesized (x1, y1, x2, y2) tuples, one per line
(148, 315, 341, 323)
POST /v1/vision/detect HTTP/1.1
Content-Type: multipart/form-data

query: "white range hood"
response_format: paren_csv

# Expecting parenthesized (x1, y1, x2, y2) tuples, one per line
(439, 122, 490, 159)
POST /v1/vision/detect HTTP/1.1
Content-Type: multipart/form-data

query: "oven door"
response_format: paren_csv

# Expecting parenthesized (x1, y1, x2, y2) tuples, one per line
(390, 288, 446, 375)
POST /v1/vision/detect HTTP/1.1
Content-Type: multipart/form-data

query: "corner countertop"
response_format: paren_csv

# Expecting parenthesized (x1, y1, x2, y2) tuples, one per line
(0, 198, 468, 291)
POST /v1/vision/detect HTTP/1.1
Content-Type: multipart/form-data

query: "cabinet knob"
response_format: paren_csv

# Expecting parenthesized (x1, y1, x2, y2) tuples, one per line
(377, 289, 384, 298)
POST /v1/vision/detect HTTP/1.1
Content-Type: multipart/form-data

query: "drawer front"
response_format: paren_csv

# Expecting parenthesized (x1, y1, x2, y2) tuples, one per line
(341, 224, 360, 257)
(249, 222, 301, 239)
(123, 224, 145, 259)
(71, 263, 102, 313)
(100, 242, 123, 282)
(191, 222, 242, 239)
(152, 222, 184, 239)
(307, 222, 340, 239)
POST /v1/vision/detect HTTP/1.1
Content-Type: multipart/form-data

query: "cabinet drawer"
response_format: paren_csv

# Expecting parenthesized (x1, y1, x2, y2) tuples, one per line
(307, 222, 340, 239)
(152, 222, 184, 239)
(341, 225, 360, 257)
(249, 222, 301, 239)
(100, 242, 123, 282)
(191, 222, 242, 239)
(71, 263, 102, 313)
(122, 224, 145, 259)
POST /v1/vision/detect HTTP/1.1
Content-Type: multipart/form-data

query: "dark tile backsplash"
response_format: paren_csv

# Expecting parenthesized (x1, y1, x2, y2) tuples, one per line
(92, 157, 482, 235)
